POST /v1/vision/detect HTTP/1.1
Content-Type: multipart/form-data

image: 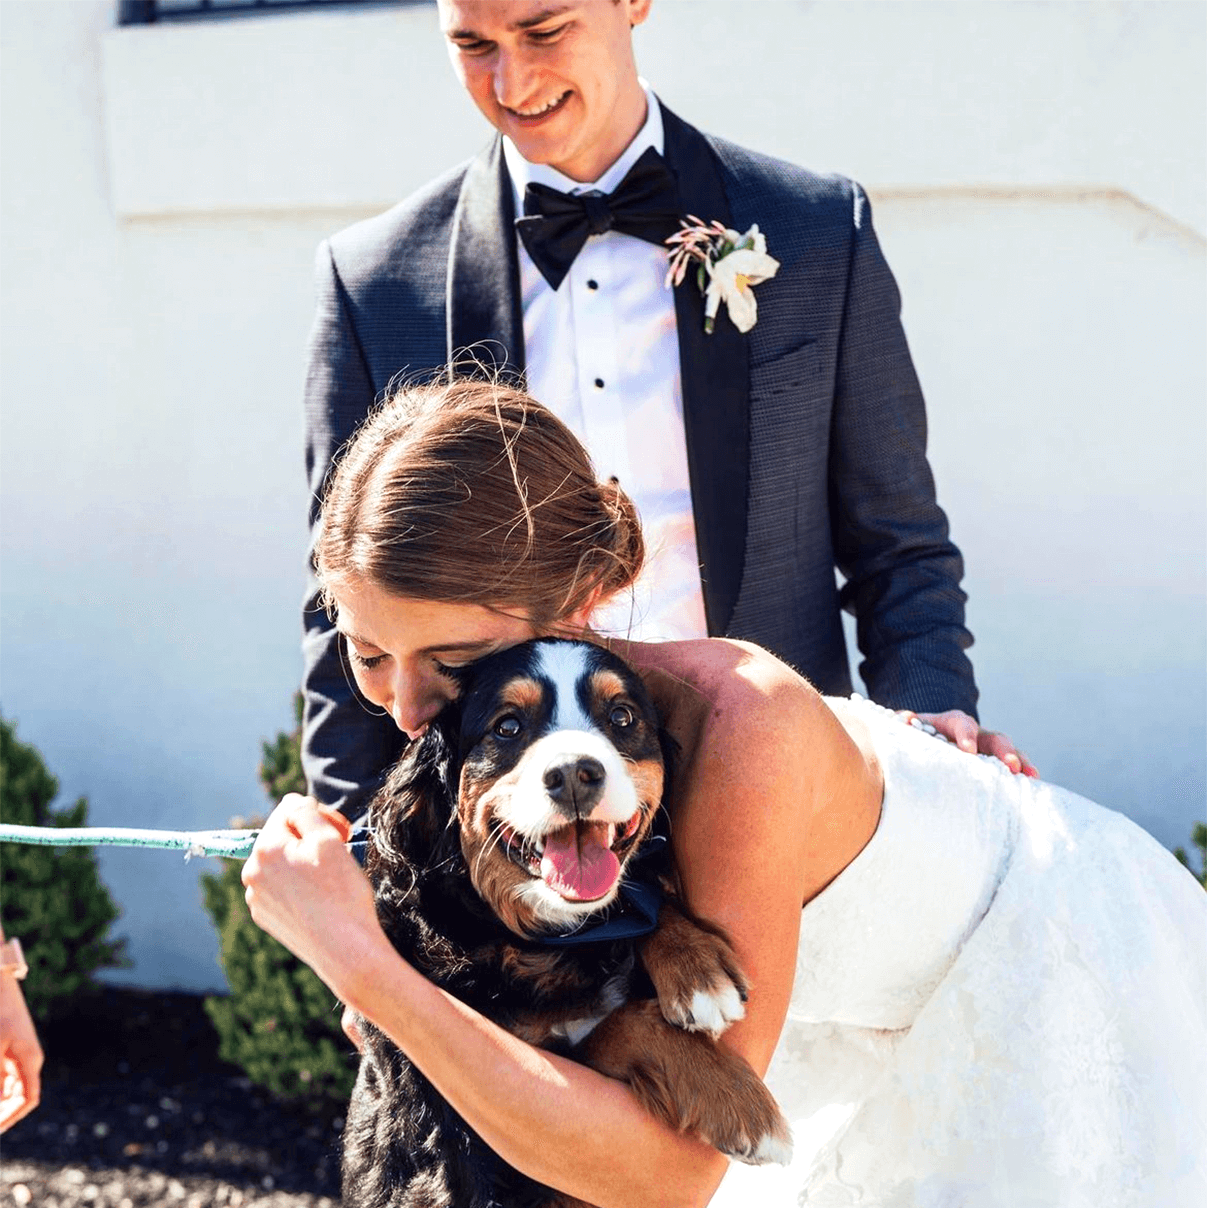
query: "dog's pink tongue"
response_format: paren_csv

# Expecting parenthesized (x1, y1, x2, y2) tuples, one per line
(540, 822, 619, 902)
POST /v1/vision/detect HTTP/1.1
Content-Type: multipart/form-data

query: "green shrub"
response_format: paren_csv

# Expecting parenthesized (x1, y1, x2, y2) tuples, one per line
(258, 690, 307, 804)
(1174, 822, 1207, 889)
(0, 716, 129, 1019)
(201, 693, 356, 1103)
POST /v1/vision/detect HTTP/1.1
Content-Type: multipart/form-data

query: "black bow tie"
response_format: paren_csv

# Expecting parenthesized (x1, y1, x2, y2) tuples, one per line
(514, 147, 681, 290)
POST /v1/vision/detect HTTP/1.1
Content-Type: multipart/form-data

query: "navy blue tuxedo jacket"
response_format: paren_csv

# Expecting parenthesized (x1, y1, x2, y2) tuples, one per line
(301, 103, 976, 816)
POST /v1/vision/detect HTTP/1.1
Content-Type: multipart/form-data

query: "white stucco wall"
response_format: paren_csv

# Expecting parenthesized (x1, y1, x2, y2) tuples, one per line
(1, 0, 1203, 992)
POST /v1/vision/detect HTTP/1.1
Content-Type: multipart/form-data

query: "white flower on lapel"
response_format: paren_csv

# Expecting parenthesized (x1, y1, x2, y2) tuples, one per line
(665, 218, 780, 334)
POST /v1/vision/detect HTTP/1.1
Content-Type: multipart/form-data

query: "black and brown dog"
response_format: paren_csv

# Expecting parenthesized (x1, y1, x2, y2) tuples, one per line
(342, 638, 790, 1208)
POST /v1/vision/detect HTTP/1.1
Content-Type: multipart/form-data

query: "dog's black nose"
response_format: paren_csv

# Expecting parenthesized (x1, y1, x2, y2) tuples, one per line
(543, 756, 606, 813)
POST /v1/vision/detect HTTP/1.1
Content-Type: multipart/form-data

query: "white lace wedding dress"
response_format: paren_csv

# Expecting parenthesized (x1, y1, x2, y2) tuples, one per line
(710, 696, 1206, 1207)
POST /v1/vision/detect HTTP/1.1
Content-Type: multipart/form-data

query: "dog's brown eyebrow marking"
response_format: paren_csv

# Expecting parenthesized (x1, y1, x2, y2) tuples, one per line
(500, 677, 543, 712)
(590, 669, 629, 701)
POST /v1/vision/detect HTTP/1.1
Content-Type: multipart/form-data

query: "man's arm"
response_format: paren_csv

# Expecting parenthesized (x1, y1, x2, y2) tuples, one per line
(829, 185, 979, 719)
(301, 240, 406, 819)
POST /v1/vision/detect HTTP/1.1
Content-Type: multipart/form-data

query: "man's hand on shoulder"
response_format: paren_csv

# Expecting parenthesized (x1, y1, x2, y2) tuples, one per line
(906, 710, 1038, 778)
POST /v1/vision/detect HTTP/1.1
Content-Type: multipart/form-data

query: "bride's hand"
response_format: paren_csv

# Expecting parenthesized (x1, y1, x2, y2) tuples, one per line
(242, 795, 387, 998)
(905, 710, 1038, 777)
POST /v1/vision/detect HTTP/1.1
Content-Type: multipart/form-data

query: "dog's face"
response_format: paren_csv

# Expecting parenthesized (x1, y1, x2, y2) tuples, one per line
(448, 638, 666, 937)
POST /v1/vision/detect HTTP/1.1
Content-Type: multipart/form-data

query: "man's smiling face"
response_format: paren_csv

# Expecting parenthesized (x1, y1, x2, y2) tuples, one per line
(439, 0, 652, 184)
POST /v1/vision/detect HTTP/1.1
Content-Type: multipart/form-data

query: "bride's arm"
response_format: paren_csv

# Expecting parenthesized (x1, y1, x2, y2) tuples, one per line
(241, 643, 881, 1208)
(619, 638, 883, 1072)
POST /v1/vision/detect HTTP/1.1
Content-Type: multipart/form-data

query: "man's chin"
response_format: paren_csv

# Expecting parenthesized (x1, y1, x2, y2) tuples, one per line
(499, 106, 592, 177)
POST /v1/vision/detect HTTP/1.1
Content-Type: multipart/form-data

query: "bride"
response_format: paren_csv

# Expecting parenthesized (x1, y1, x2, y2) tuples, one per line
(243, 378, 1205, 1207)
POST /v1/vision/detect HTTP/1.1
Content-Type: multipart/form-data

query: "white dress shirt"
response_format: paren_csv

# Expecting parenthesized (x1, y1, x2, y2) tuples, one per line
(503, 86, 708, 642)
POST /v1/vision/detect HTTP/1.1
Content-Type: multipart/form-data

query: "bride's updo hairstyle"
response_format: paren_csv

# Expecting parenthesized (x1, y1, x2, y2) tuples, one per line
(314, 377, 645, 626)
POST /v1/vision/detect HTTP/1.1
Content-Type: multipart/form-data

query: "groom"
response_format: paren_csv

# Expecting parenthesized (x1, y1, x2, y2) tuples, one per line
(302, 0, 1027, 817)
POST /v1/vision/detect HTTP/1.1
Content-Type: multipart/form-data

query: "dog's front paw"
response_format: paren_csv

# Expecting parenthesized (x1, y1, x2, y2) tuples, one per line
(581, 1001, 793, 1168)
(677, 979, 746, 1037)
(718, 1092, 795, 1168)
(673, 1045, 793, 1168)
(640, 904, 749, 1037)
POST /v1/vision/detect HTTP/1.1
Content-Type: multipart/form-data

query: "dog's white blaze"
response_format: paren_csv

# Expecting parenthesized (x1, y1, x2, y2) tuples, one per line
(534, 642, 602, 735)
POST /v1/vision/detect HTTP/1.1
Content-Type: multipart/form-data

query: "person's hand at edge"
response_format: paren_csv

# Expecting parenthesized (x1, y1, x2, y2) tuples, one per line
(905, 710, 1039, 777)
(0, 931, 43, 1132)
(242, 795, 387, 1004)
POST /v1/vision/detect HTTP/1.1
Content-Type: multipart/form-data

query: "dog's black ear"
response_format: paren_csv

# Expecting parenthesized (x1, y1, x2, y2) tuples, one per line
(367, 702, 463, 873)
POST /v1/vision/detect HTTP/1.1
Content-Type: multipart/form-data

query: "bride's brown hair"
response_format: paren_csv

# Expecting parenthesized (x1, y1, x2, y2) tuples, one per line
(314, 377, 645, 625)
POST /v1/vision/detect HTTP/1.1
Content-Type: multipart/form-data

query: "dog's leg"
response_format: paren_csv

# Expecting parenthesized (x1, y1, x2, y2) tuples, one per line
(639, 902, 749, 1037)
(578, 999, 793, 1166)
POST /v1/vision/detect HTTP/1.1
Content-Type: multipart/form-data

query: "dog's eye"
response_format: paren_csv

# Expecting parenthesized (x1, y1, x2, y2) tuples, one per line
(493, 714, 523, 739)
(608, 705, 634, 729)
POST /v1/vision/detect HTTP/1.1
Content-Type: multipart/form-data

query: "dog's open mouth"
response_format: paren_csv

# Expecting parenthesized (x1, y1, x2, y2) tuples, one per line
(499, 813, 644, 901)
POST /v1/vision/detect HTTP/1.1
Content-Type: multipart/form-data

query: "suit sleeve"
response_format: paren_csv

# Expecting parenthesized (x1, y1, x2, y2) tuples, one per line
(300, 240, 406, 818)
(828, 185, 979, 718)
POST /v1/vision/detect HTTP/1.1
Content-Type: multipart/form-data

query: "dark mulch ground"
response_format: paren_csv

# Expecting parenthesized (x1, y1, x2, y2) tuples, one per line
(0, 987, 351, 1207)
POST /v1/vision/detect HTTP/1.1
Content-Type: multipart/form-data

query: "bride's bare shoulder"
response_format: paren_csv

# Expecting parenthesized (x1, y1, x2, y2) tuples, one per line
(609, 637, 832, 748)
(608, 640, 881, 906)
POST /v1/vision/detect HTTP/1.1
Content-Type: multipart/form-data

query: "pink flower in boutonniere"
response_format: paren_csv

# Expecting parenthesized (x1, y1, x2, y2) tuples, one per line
(665, 217, 780, 334)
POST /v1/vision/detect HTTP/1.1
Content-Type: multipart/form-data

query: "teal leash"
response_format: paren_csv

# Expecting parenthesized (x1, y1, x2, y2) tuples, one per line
(0, 824, 260, 861)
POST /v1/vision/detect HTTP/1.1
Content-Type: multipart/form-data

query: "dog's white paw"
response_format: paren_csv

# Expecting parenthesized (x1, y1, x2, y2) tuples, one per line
(748, 1130, 795, 1167)
(679, 982, 746, 1037)
(727, 1121, 794, 1168)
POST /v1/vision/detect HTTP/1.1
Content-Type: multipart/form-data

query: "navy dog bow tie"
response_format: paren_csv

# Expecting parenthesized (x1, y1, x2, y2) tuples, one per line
(515, 147, 681, 290)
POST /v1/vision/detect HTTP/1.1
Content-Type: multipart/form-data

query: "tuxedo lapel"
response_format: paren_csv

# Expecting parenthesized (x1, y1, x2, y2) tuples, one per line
(445, 117, 749, 637)
(660, 104, 751, 638)
(446, 138, 525, 376)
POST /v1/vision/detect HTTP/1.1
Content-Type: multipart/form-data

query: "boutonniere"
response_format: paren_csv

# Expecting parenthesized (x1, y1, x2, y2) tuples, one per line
(665, 217, 780, 334)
